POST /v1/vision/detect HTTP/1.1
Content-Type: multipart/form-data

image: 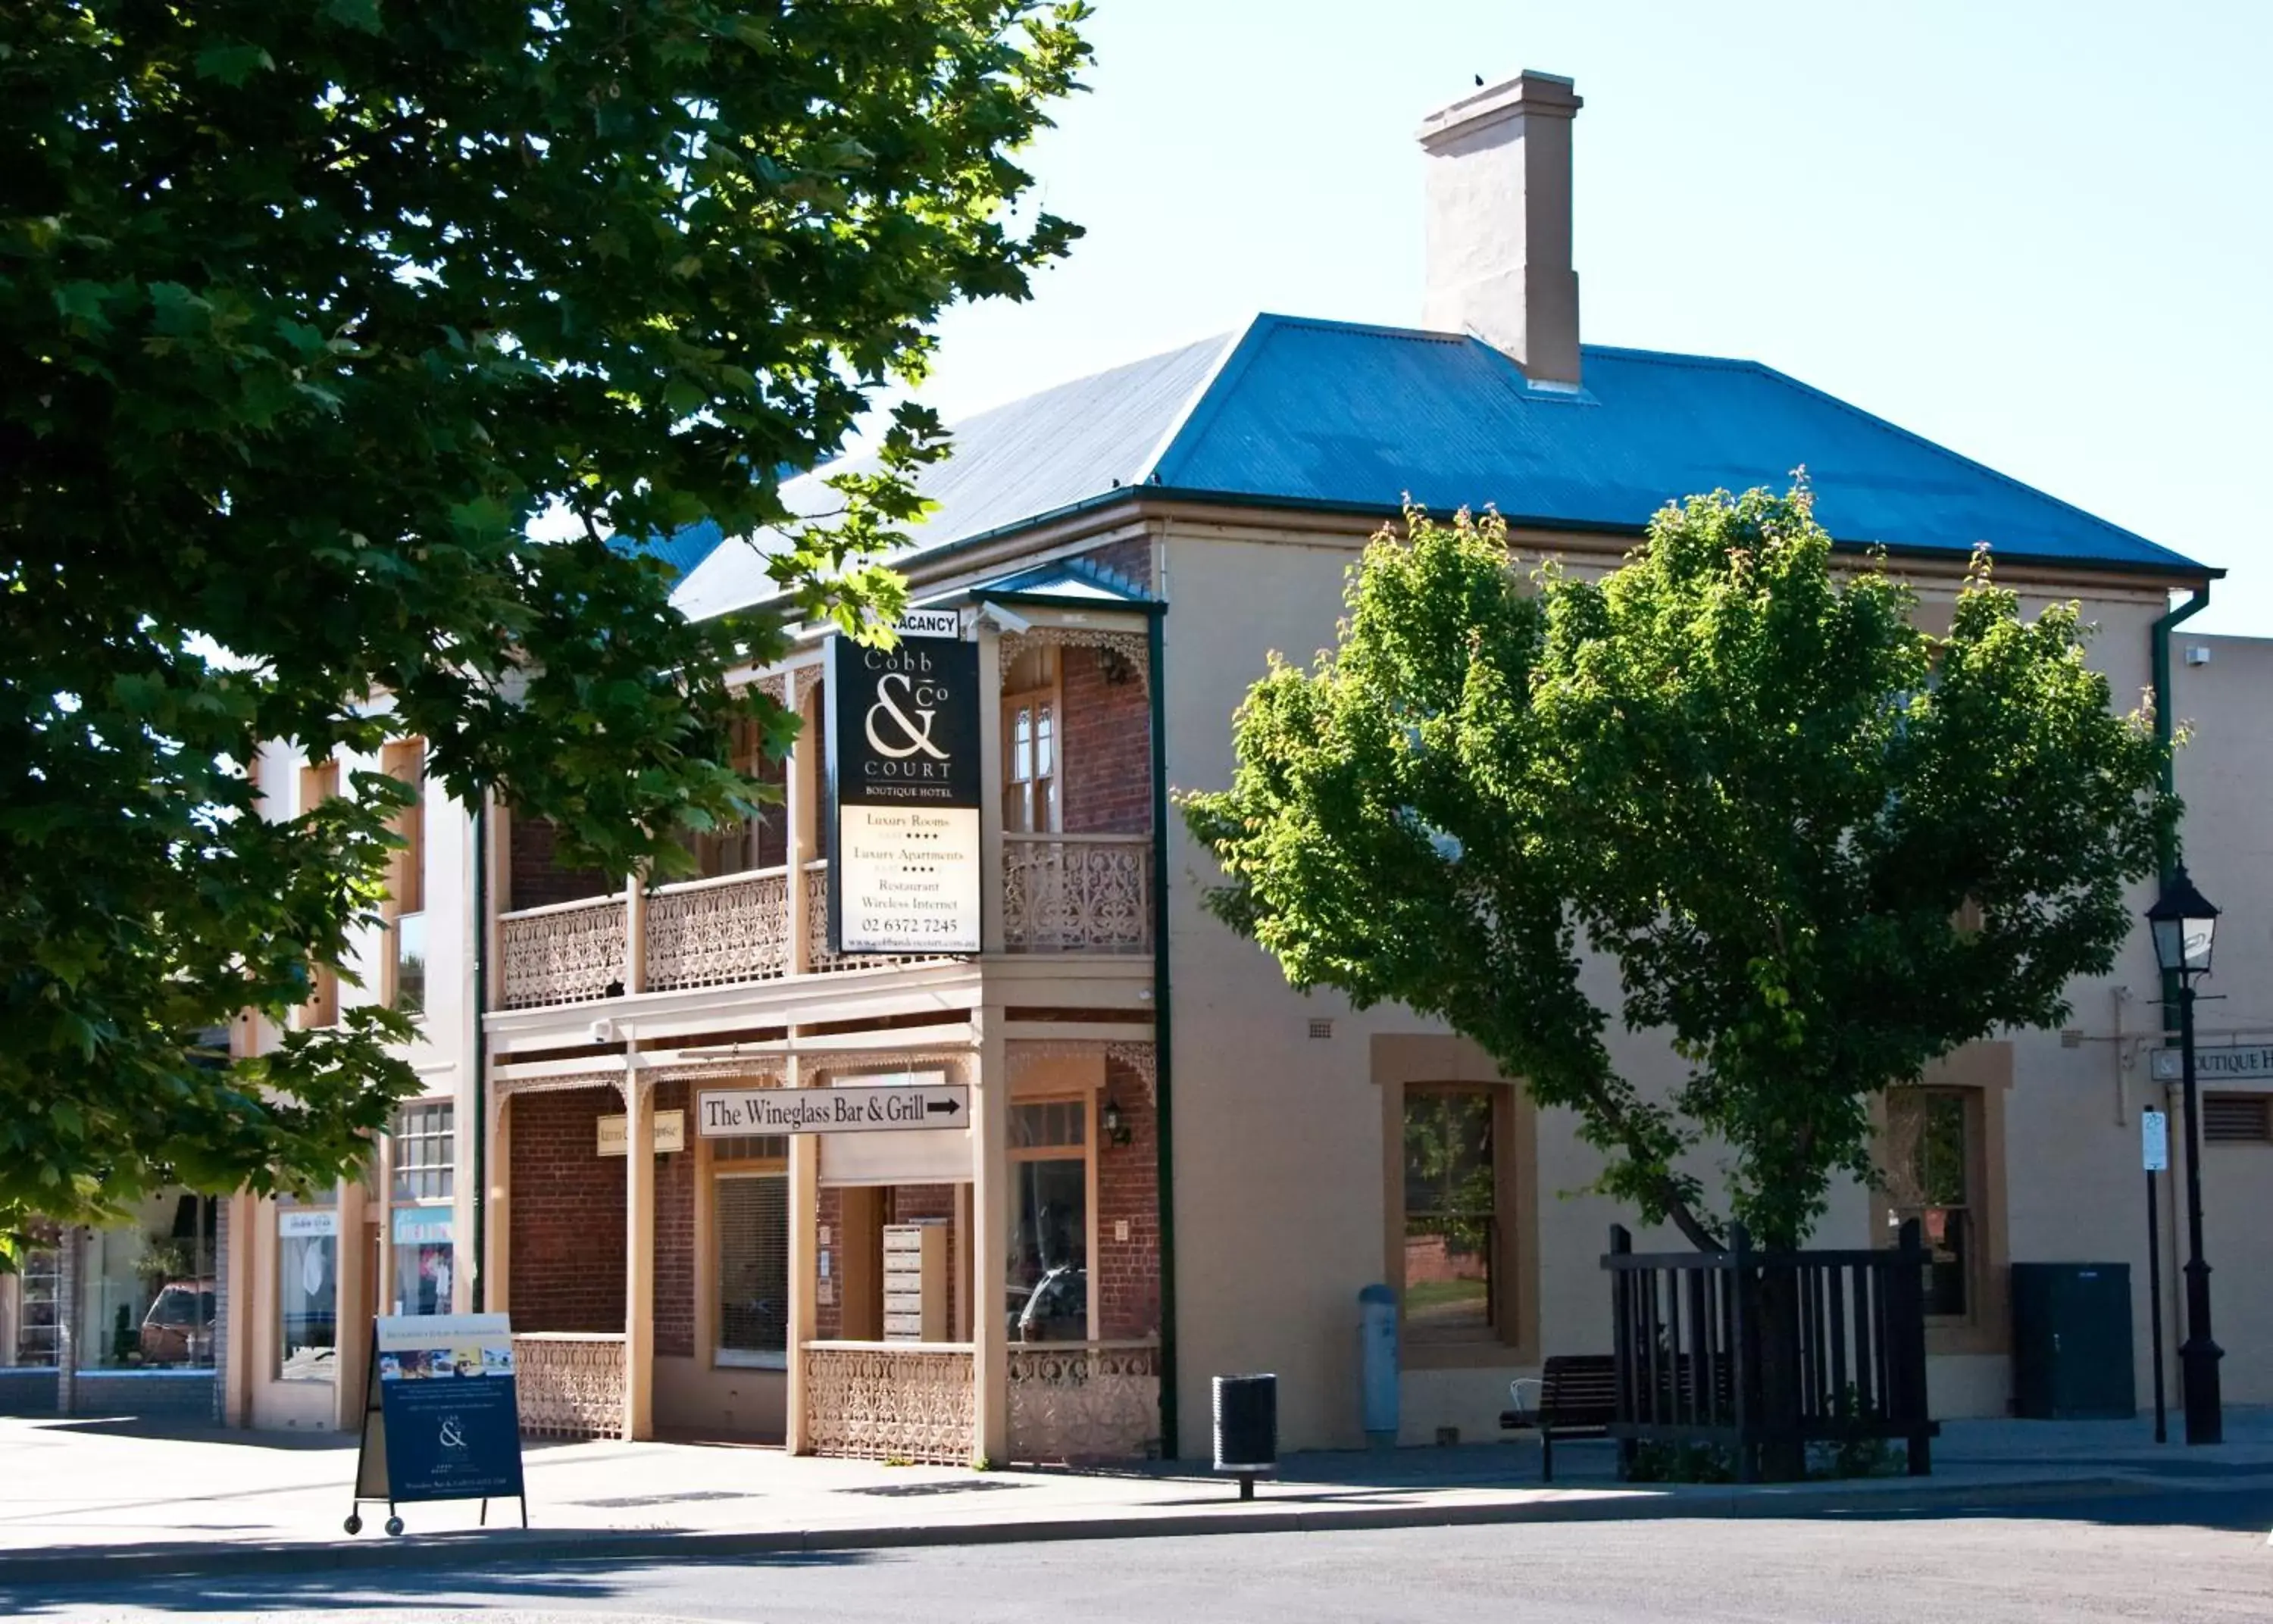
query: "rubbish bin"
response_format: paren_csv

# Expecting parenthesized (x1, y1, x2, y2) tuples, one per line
(1212, 1373, 1277, 1499)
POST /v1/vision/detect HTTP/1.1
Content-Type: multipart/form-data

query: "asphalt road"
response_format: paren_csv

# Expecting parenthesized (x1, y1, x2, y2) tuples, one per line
(11, 1488, 2273, 1624)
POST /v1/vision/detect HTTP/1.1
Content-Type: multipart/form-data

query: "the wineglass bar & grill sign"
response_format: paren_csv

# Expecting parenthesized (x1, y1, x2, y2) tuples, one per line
(827, 608, 982, 954)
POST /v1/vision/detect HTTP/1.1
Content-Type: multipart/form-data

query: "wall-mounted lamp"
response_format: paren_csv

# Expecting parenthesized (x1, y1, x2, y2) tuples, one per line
(1097, 646, 1138, 687)
(1101, 1094, 1133, 1147)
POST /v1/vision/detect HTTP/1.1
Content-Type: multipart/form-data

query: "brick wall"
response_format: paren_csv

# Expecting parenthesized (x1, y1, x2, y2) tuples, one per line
(507, 812, 615, 911)
(507, 1088, 625, 1332)
(1096, 1060, 1161, 1340)
(654, 1080, 695, 1358)
(1061, 646, 1152, 836)
(1080, 536, 1153, 592)
(813, 1185, 842, 1340)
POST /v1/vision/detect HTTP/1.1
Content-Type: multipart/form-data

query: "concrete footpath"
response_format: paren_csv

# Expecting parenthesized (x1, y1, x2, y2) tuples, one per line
(2, 1409, 2270, 1585)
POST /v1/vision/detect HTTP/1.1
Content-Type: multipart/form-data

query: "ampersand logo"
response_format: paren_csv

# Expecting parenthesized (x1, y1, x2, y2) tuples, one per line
(864, 670, 949, 762)
(438, 1416, 466, 1451)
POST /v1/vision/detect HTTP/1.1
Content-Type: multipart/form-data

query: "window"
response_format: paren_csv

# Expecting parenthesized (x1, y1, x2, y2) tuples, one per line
(276, 1195, 339, 1382)
(1002, 646, 1061, 835)
(381, 739, 427, 1014)
(297, 760, 341, 1029)
(1884, 1088, 1974, 1318)
(688, 716, 781, 879)
(1008, 1098, 1089, 1342)
(1402, 1087, 1497, 1341)
(15, 1244, 60, 1368)
(715, 1144, 789, 1366)
(389, 1102, 455, 1316)
(2204, 1094, 2273, 1145)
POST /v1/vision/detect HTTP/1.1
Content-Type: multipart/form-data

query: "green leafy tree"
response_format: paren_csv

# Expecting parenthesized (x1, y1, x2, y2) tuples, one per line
(1, 1, 1091, 1251)
(1184, 487, 2171, 1250)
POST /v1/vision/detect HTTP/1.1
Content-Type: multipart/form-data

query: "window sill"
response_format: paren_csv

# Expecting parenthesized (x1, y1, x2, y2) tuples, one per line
(1402, 1338, 1537, 1372)
(714, 1349, 788, 1371)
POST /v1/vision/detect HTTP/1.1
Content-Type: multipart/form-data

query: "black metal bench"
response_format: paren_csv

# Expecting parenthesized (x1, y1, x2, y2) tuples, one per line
(1499, 1354, 1618, 1481)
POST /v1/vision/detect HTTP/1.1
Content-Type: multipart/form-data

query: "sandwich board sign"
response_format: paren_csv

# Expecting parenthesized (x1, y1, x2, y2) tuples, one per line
(346, 1313, 527, 1535)
(827, 611, 983, 955)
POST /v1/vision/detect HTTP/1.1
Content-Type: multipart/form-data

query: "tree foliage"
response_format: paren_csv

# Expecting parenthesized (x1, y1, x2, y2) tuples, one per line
(1183, 488, 2171, 1248)
(0, 1, 1091, 1248)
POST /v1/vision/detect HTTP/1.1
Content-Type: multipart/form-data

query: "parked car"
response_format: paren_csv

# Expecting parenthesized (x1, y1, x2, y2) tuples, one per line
(139, 1279, 216, 1365)
(1011, 1265, 1087, 1342)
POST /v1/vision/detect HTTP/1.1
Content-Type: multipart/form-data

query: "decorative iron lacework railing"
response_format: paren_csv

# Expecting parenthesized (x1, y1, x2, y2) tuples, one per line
(499, 895, 627, 1010)
(1002, 834, 1151, 953)
(1007, 1339, 1162, 1463)
(645, 867, 792, 992)
(802, 1340, 974, 1466)
(514, 1332, 625, 1439)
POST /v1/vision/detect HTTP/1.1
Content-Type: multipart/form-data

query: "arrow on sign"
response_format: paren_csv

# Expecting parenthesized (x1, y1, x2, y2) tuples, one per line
(926, 1098, 961, 1116)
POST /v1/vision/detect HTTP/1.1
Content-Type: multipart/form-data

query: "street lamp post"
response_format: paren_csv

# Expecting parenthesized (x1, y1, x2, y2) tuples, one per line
(2147, 865, 2223, 1446)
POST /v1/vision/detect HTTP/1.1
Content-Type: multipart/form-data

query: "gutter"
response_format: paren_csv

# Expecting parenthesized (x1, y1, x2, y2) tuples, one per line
(471, 798, 489, 1311)
(1146, 604, 1180, 1460)
(2150, 584, 2212, 1037)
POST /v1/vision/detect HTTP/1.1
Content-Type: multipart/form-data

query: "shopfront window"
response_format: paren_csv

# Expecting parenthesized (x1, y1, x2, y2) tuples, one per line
(715, 1166, 790, 1367)
(389, 1101, 455, 1315)
(1885, 1088, 1974, 1318)
(1402, 1087, 1496, 1341)
(1008, 1100, 1088, 1343)
(16, 1241, 61, 1368)
(73, 1191, 217, 1370)
(277, 1196, 339, 1382)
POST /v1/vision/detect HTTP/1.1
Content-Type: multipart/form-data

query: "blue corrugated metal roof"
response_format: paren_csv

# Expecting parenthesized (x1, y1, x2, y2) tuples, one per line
(1156, 317, 2199, 573)
(613, 517, 730, 580)
(967, 555, 1154, 606)
(673, 313, 2205, 619)
(673, 338, 1229, 621)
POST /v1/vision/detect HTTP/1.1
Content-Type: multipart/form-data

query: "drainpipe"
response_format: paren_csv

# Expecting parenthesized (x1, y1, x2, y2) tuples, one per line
(1146, 606, 1179, 1460)
(2150, 586, 2211, 1038)
(471, 798, 489, 1311)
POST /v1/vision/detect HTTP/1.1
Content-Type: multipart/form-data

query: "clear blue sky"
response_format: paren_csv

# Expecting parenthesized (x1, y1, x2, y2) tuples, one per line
(905, 0, 2273, 632)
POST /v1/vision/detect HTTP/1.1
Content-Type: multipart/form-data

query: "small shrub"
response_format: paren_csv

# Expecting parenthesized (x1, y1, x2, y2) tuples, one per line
(1623, 1440, 1737, 1483)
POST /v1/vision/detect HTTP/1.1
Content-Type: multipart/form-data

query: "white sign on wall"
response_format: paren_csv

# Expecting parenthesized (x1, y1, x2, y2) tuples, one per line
(2150, 1045, 2273, 1083)
(597, 1109, 686, 1156)
(279, 1209, 339, 1238)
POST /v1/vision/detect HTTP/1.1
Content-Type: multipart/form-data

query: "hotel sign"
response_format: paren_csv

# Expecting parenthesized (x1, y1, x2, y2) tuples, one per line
(827, 612, 982, 954)
(2150, 1045, 2273, 1083)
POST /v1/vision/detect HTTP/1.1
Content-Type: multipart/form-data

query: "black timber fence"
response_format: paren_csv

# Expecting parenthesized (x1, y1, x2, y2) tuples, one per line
(1603, 1220, 1937, 1482)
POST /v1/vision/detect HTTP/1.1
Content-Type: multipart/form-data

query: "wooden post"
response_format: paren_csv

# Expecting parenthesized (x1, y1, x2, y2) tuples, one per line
(1607, 1225, 1634, 1479)
(623, 874, 648, 996)
(1731, 1223, 1755, 1483)
(977, 627, 1005, 955)
(970, 1020, 1010, 1465)
(484, 1092, 511, 1323)
(786, 679, 815, 973)
(784, 1054, 818, 1454)
(1895, 1216, 1933, 1475)
(622, 1071, 655, 1441)
(374, 1131, 396, 1318)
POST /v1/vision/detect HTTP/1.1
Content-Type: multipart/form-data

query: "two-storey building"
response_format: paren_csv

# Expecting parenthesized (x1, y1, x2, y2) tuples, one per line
(180, 70, 2273, 1459)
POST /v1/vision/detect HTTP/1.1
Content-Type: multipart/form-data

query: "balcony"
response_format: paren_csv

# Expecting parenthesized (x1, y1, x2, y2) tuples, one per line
(498, 838, 1151, 1012)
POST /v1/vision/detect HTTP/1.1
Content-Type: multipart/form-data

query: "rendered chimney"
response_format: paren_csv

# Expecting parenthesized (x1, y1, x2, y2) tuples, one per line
(1417, 70, 1584, 386)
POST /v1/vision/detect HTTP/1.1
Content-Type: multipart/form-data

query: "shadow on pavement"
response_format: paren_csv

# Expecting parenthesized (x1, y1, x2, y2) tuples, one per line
(1, 1550, 877, 1617)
